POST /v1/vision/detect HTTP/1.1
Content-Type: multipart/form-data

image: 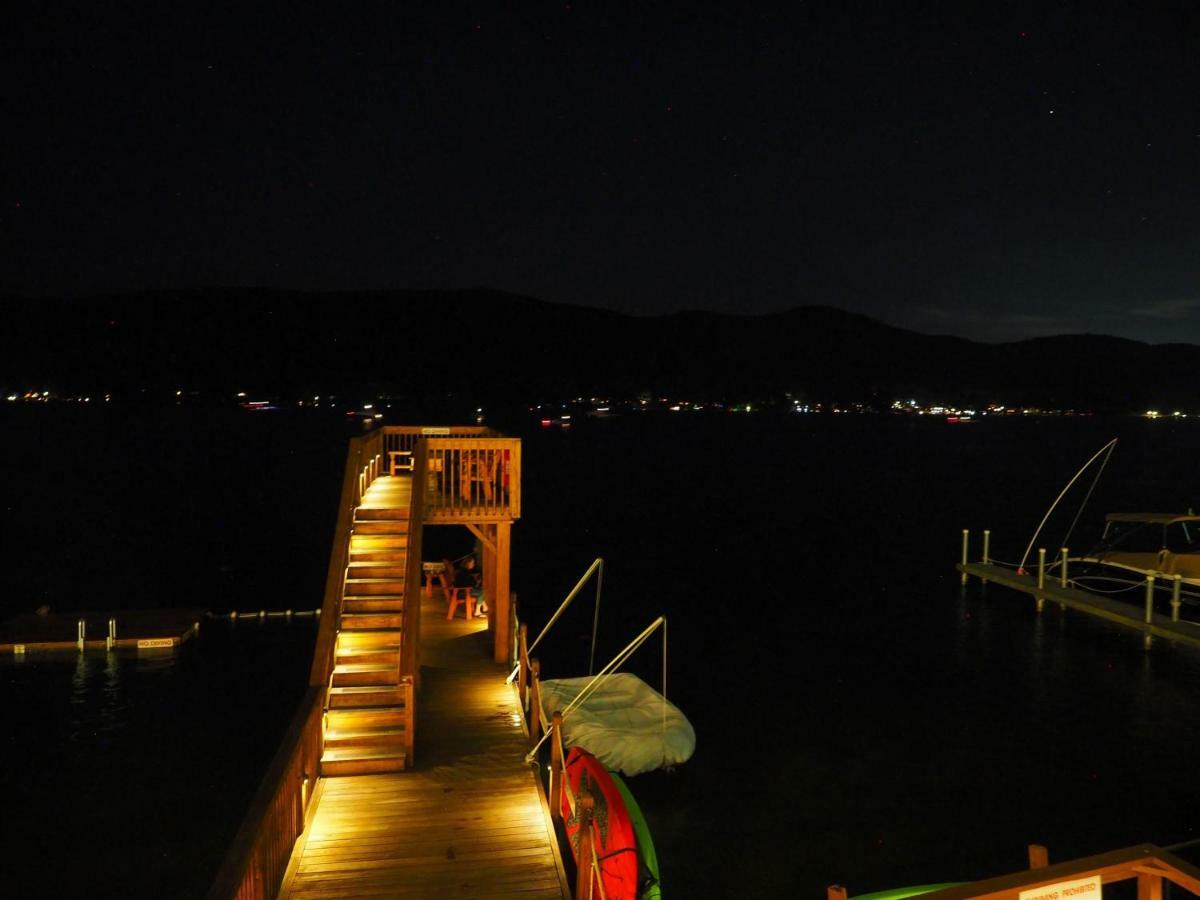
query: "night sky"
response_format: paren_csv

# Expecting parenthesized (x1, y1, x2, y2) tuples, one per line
(6, 4, 1200, 343)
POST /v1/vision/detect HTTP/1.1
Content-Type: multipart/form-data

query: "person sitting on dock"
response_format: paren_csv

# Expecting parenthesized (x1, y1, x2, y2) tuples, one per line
(455, 556, 487, 617)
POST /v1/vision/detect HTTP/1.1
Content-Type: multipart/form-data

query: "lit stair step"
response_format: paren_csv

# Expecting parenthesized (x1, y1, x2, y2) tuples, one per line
(321, 746, 407, 776)
(328, 684, 407, 708)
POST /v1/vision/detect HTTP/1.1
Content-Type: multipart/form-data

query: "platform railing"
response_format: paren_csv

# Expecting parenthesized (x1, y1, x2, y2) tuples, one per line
(381, 425, 496, 455)
(422, 437, 522, 521)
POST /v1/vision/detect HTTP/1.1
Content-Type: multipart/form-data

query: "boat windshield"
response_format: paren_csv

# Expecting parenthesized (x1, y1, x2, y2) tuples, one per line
(1102, 519, 1164, 553)
(1166, 520, 1200, 554)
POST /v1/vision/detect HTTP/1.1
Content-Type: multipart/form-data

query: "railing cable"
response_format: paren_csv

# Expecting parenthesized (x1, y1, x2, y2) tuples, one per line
(507, 558, 604, 684)
(525, 615, 665, 762)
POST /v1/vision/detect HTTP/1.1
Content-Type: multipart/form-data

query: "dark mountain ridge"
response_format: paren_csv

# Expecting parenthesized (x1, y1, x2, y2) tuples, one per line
(1, 288, 1195, 412)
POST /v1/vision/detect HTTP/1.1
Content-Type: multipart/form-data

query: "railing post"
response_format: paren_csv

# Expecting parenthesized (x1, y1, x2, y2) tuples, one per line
(529, 658, 541, 743)
(1028, 844, 1049, 868)
(981, 529, 991, 584)
(1144, 574, 1155, 650)
(961, 529, 969, 584)
(827, 888, 849, 900)
(518, 624, 529, 711)
(549, 711, 564, 822)
(575, 793, 595, 900)
(77, 618, 85, 652)
(1172, 575, 1182, 623)
(1036, 548, 1046, 612)
(1060, 548, 1069, 588)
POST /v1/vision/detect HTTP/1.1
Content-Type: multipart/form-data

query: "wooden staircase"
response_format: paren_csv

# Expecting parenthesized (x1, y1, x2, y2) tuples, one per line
(321, 481, 414, 776)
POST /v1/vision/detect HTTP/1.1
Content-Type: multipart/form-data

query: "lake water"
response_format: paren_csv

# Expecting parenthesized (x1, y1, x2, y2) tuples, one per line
(5, 406, 1200, 897)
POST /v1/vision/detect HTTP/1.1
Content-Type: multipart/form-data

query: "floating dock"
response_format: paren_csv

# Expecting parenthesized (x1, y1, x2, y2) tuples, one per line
(957, 562, 1200, 650)
(0, 608, 205, 653)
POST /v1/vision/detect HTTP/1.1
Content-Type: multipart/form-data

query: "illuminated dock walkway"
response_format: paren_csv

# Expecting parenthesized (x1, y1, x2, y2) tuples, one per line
(278, 588, 569, 898)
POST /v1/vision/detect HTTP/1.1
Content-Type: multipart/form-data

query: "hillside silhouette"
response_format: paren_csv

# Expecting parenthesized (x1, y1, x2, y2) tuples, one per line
(3, 289, 1195, 412)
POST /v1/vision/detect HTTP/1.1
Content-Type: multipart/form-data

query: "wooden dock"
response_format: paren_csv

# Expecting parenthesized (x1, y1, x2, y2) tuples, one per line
(957, 562, 1200, 650)
(0, 607, 205, 653)
(278, 589, 569, 898)
(209, 427, 570, 899)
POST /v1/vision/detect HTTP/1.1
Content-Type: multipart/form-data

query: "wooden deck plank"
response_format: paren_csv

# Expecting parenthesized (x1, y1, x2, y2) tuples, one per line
(279, 554, 570, 900)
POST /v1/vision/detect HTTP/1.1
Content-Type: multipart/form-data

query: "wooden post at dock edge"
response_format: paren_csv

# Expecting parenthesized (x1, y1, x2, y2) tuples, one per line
(961, 529, 969, 584)
(1028, 844, 1049, 868)
(529, 659, 541, 743)
(518, 624, 529, 711)
(575, 793, 595, 900)
(549, 711, 564, 821)
(1172, 575, 1182, 623)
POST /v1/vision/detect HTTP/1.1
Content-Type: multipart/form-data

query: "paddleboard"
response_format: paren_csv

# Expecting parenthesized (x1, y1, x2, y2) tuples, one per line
(563, 748, 640, 899)
(609, 769, 662, 900)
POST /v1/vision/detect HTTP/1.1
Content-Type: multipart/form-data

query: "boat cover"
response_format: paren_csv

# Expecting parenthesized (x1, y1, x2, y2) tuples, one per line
(540, 672, 696, 776)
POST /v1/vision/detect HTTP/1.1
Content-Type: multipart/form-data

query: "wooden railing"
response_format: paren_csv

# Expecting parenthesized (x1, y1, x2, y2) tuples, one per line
(381, 425, 496, 456)
(515, 623, 598, 900)
(211, 427, 385, 899)
(206, 687, 323, 900)
(423, 437, 522, 521)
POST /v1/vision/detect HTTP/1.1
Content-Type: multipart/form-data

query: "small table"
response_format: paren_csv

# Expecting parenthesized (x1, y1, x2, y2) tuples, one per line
(422, 561, 445, 597)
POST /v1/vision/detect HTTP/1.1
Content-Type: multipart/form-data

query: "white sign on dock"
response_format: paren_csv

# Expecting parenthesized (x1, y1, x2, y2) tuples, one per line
(1019, 875, 1101, 900)
(421, 427, 451, 435)
(137, 638, 175, 649)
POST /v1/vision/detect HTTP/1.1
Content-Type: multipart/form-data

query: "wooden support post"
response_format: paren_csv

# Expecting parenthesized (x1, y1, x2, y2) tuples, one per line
(1138, 871, 1164, 900)
(1060, 548, 1069, 588)
(1145, 574, 1155, 650)
(549, 711, 564, 822)
(1028, 844, 1049, 868)
(518, 623, 529, 711)
(493, 521, 512, 664)
(1172, 575, 1182, 623)
(827, 888, 849, 900)
(961, 529, 969, 584)
(1037, 548, 1046, 612)
(529, 659, 541, 743)
(575, 793, 595, 900)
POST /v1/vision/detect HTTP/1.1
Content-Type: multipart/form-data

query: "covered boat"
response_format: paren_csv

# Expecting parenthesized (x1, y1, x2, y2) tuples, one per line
(540, 672, 695, 776)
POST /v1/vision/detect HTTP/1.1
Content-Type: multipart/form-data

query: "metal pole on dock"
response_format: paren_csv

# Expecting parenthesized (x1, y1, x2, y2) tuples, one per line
(961, 529, 969, 585)
(107, 617, 116, 651)
(982, 530, 991, 584)
(1144, 575, 1155, 650)
(1172, 575, 1182, 623)
(77, 618, 85, 652)
(1060, 549, 1069, 588)
(1036, 549, 1046, 612)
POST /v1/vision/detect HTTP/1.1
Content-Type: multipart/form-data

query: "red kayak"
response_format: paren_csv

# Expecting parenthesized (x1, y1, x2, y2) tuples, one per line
(562, 748, 640, 899)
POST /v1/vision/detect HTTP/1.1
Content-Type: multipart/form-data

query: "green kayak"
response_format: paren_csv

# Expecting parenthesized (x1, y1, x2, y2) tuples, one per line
(609, 771, 662, 900)
(852, 884, 963, 900)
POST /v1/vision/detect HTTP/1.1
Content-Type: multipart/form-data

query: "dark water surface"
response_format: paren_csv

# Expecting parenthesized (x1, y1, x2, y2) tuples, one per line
(5, 407, 1200, 897)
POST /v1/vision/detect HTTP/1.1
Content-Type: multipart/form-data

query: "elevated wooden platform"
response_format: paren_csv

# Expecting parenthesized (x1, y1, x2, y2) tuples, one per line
(279, 589, 569, 898)
(958, 562, 1200, 649)
(0, 608, 205, 653)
